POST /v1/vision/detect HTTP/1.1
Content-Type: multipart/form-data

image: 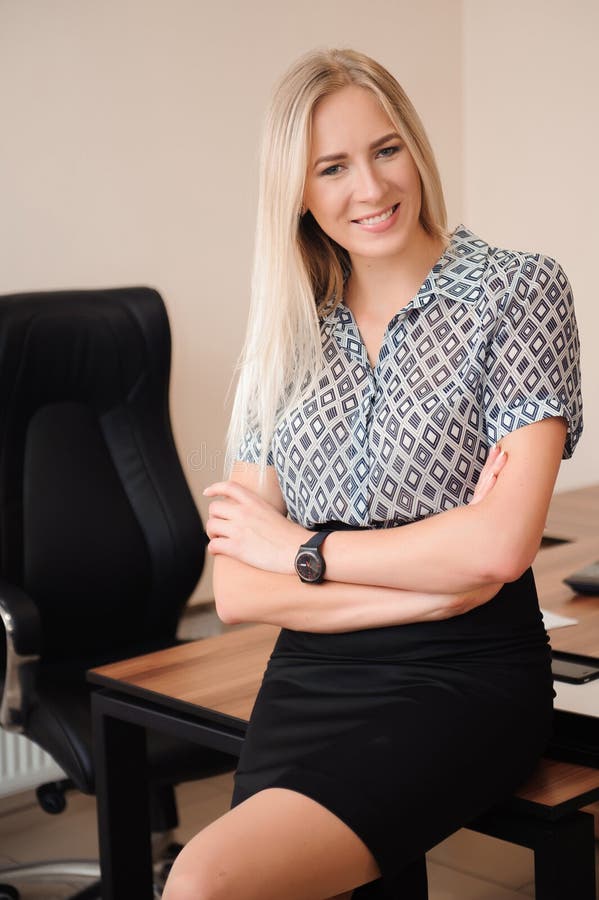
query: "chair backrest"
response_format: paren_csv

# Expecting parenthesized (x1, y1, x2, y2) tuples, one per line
(0, 287, 206, 665)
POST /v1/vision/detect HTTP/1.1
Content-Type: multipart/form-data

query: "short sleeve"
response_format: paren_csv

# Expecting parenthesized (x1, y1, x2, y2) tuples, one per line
(236, 424, 275, 466)
(482, 255, 583, 458)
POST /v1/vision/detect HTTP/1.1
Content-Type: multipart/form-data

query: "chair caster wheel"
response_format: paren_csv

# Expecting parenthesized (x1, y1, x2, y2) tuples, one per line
(36, 781, 67, 814)
(0, 885, 20, 900)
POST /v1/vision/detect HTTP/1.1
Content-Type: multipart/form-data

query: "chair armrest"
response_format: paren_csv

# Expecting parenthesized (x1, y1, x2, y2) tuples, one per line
(0, 578, 41, 733)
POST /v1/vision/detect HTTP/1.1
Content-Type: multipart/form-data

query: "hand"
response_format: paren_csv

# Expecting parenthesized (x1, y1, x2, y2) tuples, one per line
(203, 481, 310, 574)
(469, 444, 507, 505)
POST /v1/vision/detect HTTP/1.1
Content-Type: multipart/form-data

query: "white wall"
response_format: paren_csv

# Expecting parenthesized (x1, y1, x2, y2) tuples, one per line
(0, 0, 463, 602)
(463, 0, 599, 491)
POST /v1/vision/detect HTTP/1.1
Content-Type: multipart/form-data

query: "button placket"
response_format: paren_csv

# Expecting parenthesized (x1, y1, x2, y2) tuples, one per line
(329, 320, 375, 527)
(368, 315, 409, 517)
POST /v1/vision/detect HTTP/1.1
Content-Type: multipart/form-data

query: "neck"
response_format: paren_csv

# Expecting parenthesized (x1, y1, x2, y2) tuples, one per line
(345, 227, 448, 321)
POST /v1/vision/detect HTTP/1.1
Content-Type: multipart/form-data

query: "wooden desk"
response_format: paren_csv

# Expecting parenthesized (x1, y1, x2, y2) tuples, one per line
(534, 535, 599, 657)
(90, 626, 277, 899)
(543, 484, 599, 544)
(89, 486, 599, 899)
(92, 622, 279, 726)
(533, 487, 599, 753)
(536, 483, 599, 656)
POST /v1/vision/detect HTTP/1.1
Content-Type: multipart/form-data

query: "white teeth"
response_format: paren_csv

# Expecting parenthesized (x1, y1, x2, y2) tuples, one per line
(356, 205, 397, 226)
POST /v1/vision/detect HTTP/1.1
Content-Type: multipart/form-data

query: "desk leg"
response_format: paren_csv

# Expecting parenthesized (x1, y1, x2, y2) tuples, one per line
(471, 808, 597, 900)
(533, 810, 596, 900)
(92, 692, 153, 900)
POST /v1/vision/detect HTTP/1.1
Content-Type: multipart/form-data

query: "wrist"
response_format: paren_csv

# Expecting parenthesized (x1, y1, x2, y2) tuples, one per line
(288, 527, 314, 575)
(294, 529, 333, 584)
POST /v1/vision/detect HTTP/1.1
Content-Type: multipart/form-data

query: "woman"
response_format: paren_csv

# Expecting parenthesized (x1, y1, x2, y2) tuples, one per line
(163, 48, 582, 899)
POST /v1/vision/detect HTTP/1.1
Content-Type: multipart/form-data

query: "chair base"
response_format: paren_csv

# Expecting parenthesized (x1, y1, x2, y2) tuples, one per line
(0, 886, 20, 900)
(0, 862, 100, 900)
(0, 884, 102, 900)
(0, 860, 100, 881)
(0, 832, 182, 900)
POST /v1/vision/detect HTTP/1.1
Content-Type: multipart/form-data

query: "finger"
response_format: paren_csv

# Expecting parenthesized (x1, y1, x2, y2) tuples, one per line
(203, 480, 250, 501)
(478, 449, 506, 486)
(476, 450, 507, 494)
(203, 481, 266, 505)
(489, 448, 507, 475)
(471, 447, 507, 503)
(472, 453, 496, 495)
(471, 472, 497, 505)
(478, 443, 501, 481)
(477, 472, 497, 500)
(471, 478, 490, 505)
(205, 516, 234, 540)
(207, 499, 238, 521)
(206, 536, 232, 556)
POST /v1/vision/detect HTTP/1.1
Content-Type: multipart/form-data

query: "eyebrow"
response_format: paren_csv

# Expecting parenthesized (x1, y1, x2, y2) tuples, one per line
(312, 132, 401, 170)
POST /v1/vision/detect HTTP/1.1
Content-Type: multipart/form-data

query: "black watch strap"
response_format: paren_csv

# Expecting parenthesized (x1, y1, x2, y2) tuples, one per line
(301, 530, 333, 550)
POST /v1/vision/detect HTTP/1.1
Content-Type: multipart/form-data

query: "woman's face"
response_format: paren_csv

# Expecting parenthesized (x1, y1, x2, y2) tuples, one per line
(303, 85, 425, 264)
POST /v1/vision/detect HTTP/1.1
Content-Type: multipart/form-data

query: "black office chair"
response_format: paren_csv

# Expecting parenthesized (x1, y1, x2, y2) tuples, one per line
(0, 287, 237, 899)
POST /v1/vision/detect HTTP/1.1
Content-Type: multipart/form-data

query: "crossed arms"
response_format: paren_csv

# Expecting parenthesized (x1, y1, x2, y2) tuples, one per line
(205, 417, 567, 633)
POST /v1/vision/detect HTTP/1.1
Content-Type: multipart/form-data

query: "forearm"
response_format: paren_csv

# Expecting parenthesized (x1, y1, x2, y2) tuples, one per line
(324, 502, 505, 595)
(206, 419, 565, 605)
(213, 556, 501, 633)
(323, 418, 566, 595)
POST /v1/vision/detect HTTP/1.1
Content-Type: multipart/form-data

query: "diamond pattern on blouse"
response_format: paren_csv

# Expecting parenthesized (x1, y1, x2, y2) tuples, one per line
(238, 225, 583, 528)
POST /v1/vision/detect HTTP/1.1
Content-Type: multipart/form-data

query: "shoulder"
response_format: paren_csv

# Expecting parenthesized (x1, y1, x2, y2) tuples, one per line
(478, 234, 572, 314)
(443, 226, 571, 315)
(448, 225, 573, 326)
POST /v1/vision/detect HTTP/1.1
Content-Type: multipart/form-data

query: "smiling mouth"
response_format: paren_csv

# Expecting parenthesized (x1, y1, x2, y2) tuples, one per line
(353, 203, 399, 226)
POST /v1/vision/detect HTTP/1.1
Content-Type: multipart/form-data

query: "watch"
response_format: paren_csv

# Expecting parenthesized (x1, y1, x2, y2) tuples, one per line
(294, 530, 333, 584)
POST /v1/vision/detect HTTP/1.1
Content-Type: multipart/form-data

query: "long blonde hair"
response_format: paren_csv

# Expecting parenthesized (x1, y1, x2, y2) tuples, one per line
(224, 48, 448, 480)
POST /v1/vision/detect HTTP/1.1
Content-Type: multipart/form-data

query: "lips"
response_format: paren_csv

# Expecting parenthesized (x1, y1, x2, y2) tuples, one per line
(352, 203, 399, 225)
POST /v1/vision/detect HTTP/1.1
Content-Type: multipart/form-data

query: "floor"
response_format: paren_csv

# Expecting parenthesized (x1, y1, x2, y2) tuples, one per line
(0, 605, 597, 900)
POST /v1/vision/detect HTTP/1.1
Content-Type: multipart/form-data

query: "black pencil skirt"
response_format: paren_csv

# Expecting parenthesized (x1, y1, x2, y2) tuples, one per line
(230, 563, 554, 898)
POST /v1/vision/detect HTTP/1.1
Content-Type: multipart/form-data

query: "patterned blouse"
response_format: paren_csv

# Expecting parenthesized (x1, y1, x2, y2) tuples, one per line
(238, 225, 583, 529)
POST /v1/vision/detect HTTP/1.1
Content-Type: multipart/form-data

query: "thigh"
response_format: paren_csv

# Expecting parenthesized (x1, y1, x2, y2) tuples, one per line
(162, 787, 381, 900)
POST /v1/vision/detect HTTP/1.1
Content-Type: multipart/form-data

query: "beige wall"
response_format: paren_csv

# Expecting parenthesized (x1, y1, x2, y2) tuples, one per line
(1, 2, 594, 603)
(463, 0, 599, 491)
(0, 0, 463, 602)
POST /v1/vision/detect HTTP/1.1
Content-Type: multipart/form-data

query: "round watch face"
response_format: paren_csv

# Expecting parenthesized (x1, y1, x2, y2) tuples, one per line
(295, 549, 324, 583)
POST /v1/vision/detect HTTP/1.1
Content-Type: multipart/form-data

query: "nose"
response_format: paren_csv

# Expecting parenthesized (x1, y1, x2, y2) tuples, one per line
(353, 161, 386, 204)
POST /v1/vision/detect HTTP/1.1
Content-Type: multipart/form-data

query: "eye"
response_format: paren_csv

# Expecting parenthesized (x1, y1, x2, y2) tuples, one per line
(377, 145, 402, 159)
(320, 164, 344, 177)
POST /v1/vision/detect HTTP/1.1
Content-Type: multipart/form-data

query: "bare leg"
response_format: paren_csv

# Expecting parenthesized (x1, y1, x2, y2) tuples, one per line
(162, 787, 379, 900)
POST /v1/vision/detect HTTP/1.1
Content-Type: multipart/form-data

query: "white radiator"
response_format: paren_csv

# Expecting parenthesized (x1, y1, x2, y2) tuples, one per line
(0, 731, 65, 798)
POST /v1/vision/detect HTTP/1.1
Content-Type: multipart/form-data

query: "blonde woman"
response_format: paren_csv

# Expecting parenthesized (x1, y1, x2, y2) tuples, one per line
(163, 49, 582, 900)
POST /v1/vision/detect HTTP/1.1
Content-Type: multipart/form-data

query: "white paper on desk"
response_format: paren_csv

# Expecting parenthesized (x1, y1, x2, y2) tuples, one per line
(540, 608, 579, 630)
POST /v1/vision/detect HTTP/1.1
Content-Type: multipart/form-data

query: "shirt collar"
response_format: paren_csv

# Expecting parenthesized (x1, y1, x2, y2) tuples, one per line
(432, 224, 491, 305)
(320, 224, 491, 331)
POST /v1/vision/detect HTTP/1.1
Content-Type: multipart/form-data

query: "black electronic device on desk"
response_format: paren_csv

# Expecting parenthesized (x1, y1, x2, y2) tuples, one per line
(551, 651, 599, 684)
(563, 560, 599, 595)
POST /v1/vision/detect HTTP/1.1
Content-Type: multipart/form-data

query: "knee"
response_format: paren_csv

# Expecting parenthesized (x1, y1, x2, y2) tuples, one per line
(161, 842, 234, 900)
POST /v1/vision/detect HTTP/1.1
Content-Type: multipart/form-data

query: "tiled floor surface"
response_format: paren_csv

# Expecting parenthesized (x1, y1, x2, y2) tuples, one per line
(0, 605, 597, 899)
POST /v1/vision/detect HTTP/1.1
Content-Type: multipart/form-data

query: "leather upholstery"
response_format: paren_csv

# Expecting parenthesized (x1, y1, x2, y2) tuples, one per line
(0, 287, 236, 802)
